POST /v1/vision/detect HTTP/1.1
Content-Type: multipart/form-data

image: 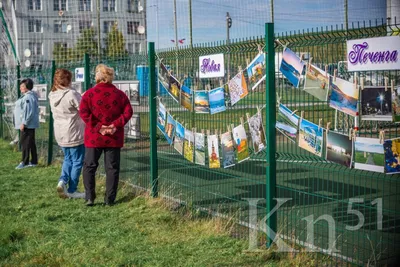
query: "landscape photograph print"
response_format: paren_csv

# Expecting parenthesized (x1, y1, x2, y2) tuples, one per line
(303, 64, 329, 101)
(228, 71, 248, 106)
(174, 122, 185, 155)
(232, 125, 250, 163)
(184, 129, 194, 163)
(209, 87, 226, 115)
(384, 138, 400, 174)
(354, 137, 385, 173)
(194, 132, 206, 166)
(248, 112, 267, 153)
(207, 135, 220, 168)
(246, 53, 266, 90)
(393, 85, 400, 123)
(361, 86, 392, 121)
(326, 131, 353, 168)
(194, 91, 210, 113)
(280, 47, 306, 88)
(328, 76, 359, 117)
(298, 118, 324, 157)
(276, 103, 299, 143)
(221, 131, 236, 168)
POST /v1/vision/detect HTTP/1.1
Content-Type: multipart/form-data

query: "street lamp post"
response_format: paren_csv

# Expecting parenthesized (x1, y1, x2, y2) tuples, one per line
(149, 3, 159, 50)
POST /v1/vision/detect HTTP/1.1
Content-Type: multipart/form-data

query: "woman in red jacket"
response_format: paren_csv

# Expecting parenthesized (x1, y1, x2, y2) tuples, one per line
(79, 64, 133, 206)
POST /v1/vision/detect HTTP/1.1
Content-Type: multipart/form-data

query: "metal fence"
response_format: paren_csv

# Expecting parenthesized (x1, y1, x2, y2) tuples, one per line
(1, 20, 399, 266)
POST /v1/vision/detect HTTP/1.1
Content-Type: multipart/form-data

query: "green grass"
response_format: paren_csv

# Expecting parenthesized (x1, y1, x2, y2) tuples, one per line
(0, 139, 329, 266)
(354, 151, 385, 166)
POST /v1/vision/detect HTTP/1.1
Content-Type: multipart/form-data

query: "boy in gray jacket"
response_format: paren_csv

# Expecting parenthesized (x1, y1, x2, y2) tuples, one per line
(14, 78, 39, 169)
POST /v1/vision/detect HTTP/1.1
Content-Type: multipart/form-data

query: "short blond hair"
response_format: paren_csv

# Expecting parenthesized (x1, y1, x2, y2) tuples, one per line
(95, 64, 114, 84)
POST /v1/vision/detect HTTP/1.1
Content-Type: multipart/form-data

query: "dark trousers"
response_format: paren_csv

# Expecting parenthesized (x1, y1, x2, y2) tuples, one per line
(20, 128, 38, 165)
(83, 147, 121, 203)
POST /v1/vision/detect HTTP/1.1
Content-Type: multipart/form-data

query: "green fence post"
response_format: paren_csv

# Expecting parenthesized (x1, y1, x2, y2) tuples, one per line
(84, 54, 90, 92)
(47, 60, 56, 165)
(265, 22, 277, 248)
(148, 42, 159, 197)
(0, 86, 3, 139)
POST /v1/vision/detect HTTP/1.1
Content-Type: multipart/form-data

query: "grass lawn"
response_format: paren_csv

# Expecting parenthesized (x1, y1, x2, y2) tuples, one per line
(0, 140, 327, 266)
(354, 151, 385, 166)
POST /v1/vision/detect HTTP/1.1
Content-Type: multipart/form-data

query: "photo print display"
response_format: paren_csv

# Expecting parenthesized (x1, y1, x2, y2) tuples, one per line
(276, 104, 299, 143)
(157, 101, 167, 133)
(180, 85, 193, 111)
(232, 124, 250, 163)
(246, 53, 266, 90)
(174, 122, 185, 155)
(354, 137, 385, 173)
(39, 106, 46, 123)
(326, 131, 353, 168)
(194, 132, 206, 166)
(303, 64, 329, 101)
(114, 81, 140, 105)
(71, 82, 83, 95)
(159, 62, 170, 89)
(384, 138, 400, 174)
(183, 129, 194, 163)
(221, 131, 236, 168)
(248, 112, 267, 153)
(207, 134, 220, 168)
(328, 76, 359, 117)
(280, 47, 306, 88)
(194, 91, 210, 113)
(209, 87, 226, 115)
(165, 114, 176, 145)
(32, 84, 47, 101)
(393, 85, 400, 123)
(361, 86, 392, 121)
(168, 75, 181, 103)
(298, 118, 324, 157)
(127, 114, 140, 139)
(228, 72, 248, 106)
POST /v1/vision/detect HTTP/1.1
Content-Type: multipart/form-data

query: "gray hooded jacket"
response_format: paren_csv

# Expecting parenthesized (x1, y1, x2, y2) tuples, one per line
(48, 88, 85, 147)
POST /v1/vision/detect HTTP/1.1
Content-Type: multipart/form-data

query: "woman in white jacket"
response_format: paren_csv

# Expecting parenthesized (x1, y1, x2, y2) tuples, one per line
(49, 69, 85, 199)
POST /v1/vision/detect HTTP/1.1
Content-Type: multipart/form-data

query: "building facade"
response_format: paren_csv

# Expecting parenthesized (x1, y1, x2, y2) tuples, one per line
(12, 0, 146, 68)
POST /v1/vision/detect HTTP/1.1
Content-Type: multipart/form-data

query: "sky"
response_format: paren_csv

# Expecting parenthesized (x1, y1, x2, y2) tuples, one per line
(146, 0, 388, 49)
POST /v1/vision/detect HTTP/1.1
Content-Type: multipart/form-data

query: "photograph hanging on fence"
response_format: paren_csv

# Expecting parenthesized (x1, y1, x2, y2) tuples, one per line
(209, 87, 226, 114)
(298, 118, 324, 157)
(127, 114, 140, 139)
(248, 112, 267, 153)
(39, 106, 46, 123)
(71, 82, 83, 95)
(174, 122, 185, 155)
(32, 84, 47, 101)
(116, 82, 140, 106)
(354, 137, 385, 173)
(180, 85, 193, 111)
(194, 90, 210, 113)
(232, 124, 250, 162)
(384, 138, 400, 174)
(392, 85, 400, 123)
(276, 104, 300, 143)
(303, 64, 329, 101)
(159, 62, 170, 89)
(207, 134, 220, 168)
(228, 71, 248, 106)
(361, 86, 392, 121)
(326, 131, 353, 168)
(168, 75, 181, 103)
(221, 131, 236, 168)
(328, 76, 359, 117)
(246, 53, 266, 90)
(157, 101, 167, 133)
(184, 129, 194, 163)
(195, 132, 206, 166)
(165, 114, 176, 145)
(280, 47, 306, 88)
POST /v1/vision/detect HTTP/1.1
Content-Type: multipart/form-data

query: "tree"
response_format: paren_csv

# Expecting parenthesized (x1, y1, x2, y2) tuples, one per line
(75, 28, 98, 60)
(104, 24, 128, 59)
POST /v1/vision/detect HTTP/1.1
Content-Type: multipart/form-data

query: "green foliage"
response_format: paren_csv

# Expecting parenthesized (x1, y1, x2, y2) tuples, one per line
(74, 28, 99, 59)
(105, 24, 128, 59)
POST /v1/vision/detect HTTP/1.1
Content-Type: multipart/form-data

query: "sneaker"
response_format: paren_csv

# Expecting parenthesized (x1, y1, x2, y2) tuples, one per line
(15, 162, 27, 170)
(28, 162, 37, 167)
(56, 181, 68, 199)
(9, 140, 18, 146)
(67, 191, 85, 199)
(86, 199, 94, 206)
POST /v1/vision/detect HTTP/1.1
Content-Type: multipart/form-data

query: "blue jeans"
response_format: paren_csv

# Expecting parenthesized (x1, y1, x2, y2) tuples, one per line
(60, 144, 85, 193)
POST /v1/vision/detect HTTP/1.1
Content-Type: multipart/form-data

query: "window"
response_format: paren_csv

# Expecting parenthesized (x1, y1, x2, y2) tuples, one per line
(54, 0, 67, 11)
(127, 43, 140, 53)
(103, 0, 116, 12)
(127, 0, 138, 12)
(28, 20, 42, 33)
(79, 20, 92, 33)
(29, 42, 42, 56)
(28, 0, 41, 10)
(54, 20, 68, 33)
(54, 42, 68, 50)
(103, 21, 115, 34)
(79, 0, 91, 11)
(127, 43, 134, 53)
(127, 21, 139, 34)
(135, 43, 141, 53)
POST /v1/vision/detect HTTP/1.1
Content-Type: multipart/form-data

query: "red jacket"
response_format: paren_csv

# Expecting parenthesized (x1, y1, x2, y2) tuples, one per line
(79, 82, 133, 148)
